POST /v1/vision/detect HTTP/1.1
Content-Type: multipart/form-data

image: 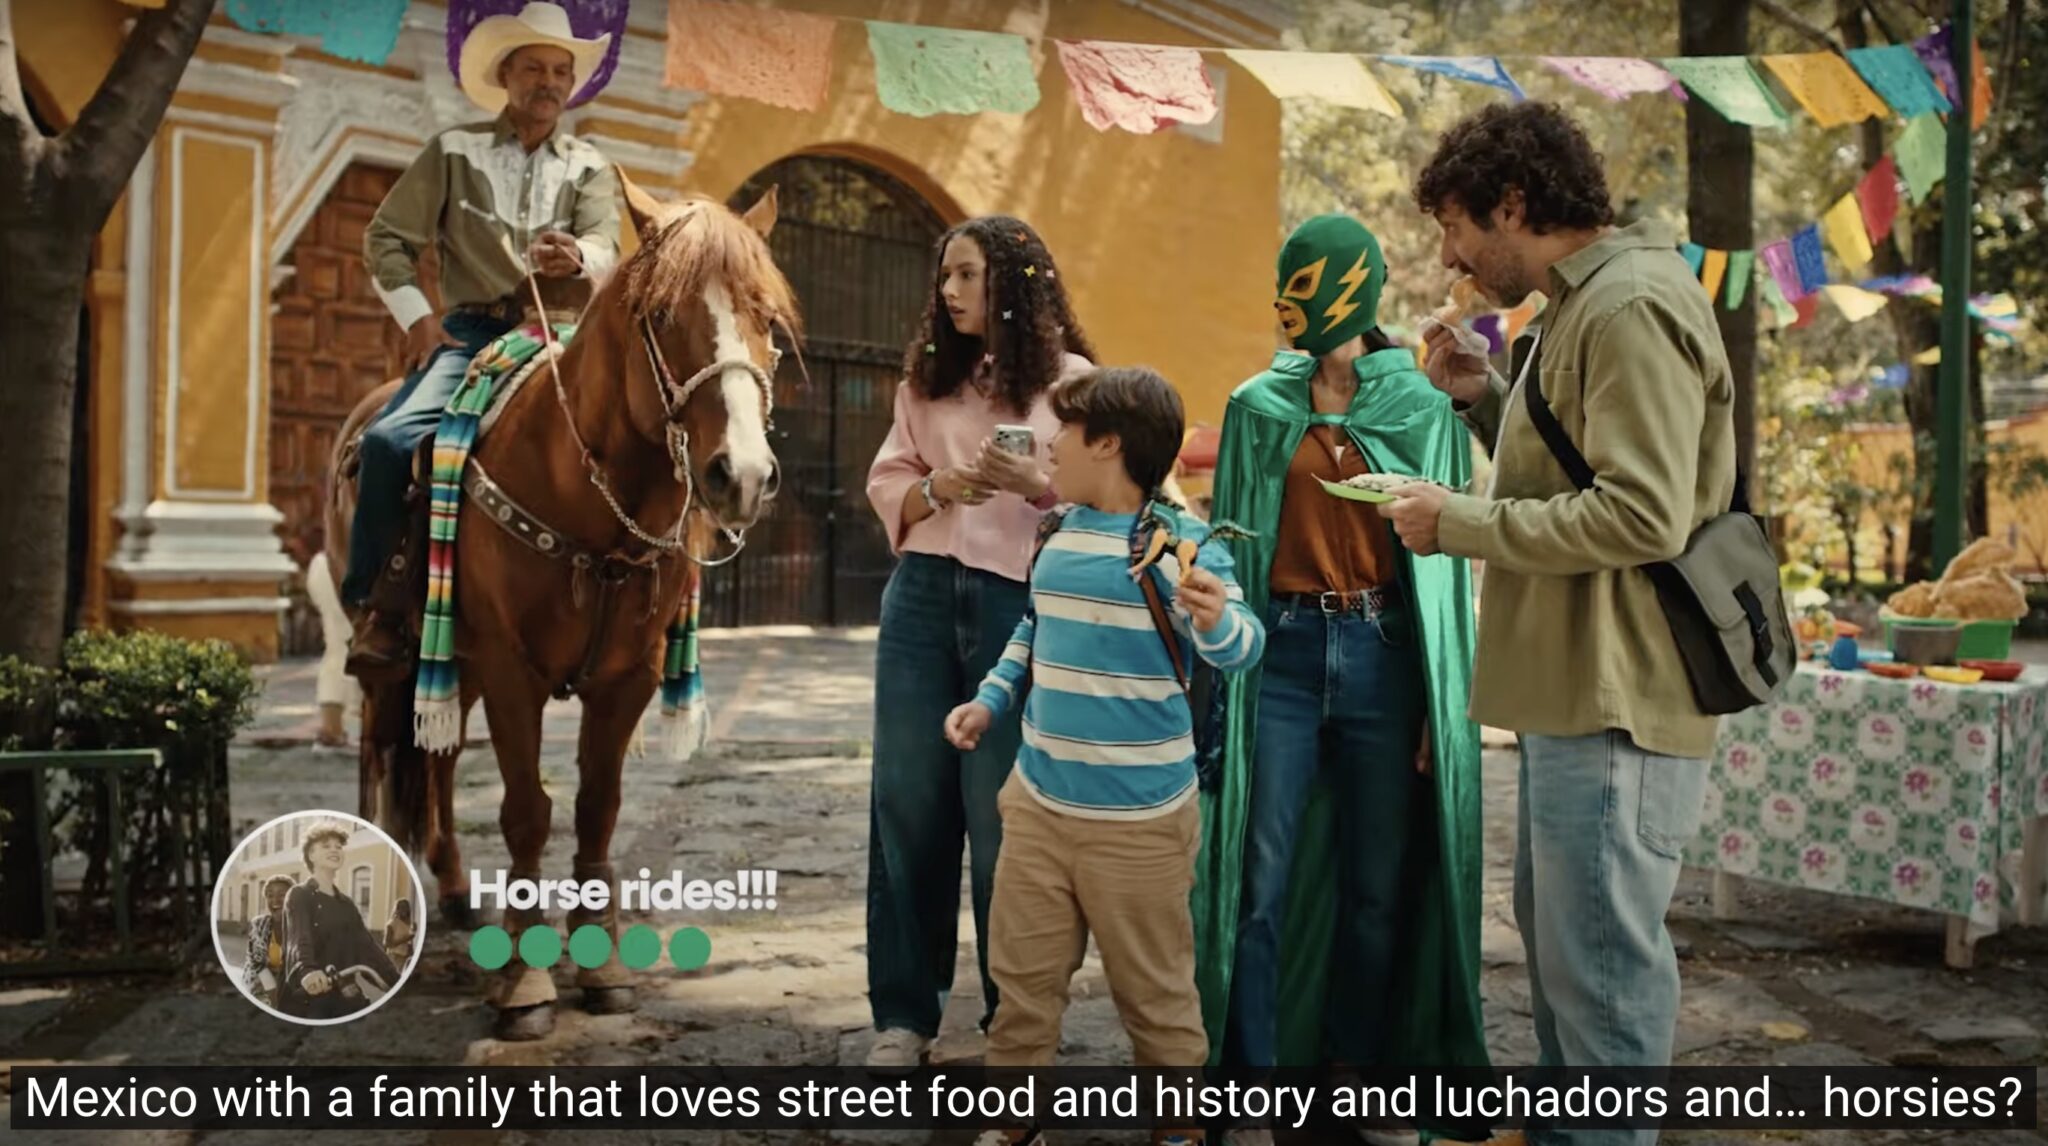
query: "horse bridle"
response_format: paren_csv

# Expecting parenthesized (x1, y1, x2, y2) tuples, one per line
(527, 273, 777, 568)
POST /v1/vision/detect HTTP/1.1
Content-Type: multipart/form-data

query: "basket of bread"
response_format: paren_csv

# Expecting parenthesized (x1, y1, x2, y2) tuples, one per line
(1880, 538, 2029, 660)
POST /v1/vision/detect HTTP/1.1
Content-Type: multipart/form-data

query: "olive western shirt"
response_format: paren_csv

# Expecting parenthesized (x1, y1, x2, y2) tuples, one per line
(364, 115, 621, 330)
(1443, 220, 1736, 759)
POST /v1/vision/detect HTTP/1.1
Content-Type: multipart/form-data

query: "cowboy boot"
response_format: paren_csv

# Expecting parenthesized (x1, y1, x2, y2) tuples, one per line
(568, 861, 637, 1014)
(344, 607, 412, 681)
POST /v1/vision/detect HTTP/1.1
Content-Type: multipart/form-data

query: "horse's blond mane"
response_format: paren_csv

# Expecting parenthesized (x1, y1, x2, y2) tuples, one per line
(617, 196, 802, 342)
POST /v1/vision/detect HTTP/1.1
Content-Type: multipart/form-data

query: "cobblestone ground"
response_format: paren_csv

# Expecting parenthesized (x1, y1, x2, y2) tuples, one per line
(3, 630, 2045, 1144)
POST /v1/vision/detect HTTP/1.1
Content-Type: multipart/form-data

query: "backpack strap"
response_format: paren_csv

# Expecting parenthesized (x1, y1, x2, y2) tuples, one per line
(1017, 506, 1070, 702)
(1126, 511, 1192, 693)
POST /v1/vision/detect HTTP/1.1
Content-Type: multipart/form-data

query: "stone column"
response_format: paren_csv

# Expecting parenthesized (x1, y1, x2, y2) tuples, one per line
(104, 28, 300, 660)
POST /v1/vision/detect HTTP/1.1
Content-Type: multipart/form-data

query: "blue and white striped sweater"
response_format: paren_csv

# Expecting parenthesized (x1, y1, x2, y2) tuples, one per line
(975, 506, 1265, 820)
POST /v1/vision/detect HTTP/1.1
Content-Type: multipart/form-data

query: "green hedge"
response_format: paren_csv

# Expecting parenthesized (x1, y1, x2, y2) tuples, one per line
(0, 631, 258, 912)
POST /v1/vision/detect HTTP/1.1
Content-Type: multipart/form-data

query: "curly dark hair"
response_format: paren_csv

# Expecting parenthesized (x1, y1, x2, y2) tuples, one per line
(903, 215, 1095, 415)
(1413, 103, 1615, 234)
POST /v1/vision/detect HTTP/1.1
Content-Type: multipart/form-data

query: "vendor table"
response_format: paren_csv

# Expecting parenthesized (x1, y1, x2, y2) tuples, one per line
(1690, 662, 2048, 968)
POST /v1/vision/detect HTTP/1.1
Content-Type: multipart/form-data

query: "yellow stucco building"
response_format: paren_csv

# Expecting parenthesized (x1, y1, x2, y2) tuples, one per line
(20, 0, 1289, 657)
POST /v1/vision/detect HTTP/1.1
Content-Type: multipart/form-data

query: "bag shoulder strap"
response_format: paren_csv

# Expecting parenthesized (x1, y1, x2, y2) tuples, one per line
(1522, 349, 1598, 492)
(1126, 513, 1192, 693)
(1522, 345, 1752, 515)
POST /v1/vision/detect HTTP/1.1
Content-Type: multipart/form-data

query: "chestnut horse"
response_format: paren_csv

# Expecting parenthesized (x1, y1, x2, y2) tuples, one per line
(321, 182, 798, 1038)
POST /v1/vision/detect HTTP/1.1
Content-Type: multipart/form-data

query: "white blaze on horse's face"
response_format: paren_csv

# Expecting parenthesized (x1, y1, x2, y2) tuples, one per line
(701, 280, 777, 524)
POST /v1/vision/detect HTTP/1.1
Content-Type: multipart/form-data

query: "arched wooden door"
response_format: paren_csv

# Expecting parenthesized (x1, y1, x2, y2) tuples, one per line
(707, 156, 947, 627)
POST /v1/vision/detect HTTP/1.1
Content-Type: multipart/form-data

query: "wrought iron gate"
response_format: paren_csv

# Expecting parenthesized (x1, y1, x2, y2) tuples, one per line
(703, 156, 947, 627)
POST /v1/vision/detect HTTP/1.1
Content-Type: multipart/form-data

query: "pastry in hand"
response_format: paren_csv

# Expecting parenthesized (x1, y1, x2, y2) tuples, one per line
(1432, 276, 1487, 325)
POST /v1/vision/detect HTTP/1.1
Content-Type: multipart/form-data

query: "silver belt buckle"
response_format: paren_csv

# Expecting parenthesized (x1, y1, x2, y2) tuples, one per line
(1317, 590, 1347, 614)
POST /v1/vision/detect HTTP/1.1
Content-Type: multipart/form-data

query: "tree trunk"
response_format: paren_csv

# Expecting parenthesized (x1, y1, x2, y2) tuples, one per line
(1839, 509, 1861, 584)
(0, 0, 217, 665)
(1835, 1, 1945, 582)
(0, 228, 87, 666)
(1682, 0, 1758, 498)
(0, 0, 216, 937)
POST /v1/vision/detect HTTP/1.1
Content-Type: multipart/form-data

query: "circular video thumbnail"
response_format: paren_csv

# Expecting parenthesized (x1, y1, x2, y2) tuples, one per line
(211, 810, 423, 1025)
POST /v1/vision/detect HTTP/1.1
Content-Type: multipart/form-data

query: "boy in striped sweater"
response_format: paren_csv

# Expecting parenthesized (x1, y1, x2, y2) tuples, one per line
(946, 368, 1264, 1145)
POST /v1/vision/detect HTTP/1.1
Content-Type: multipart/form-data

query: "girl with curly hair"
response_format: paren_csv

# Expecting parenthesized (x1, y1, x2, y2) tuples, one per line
(862, 215, 1095, 1068)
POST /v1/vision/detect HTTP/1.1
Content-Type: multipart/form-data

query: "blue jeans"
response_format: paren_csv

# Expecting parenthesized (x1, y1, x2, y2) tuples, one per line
(867, 553, 1031, 1037)
(1516, 731, 1709, 1146)
(1224, 597, 1426, 1068)
(339, 311, 514, 605)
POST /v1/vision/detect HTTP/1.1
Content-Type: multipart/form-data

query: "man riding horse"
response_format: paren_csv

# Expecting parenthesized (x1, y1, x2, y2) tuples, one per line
(343, 1, 621, 673)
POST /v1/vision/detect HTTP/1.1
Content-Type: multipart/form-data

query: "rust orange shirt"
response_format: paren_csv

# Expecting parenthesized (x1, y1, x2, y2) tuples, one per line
(1269, 426, 1399, 594)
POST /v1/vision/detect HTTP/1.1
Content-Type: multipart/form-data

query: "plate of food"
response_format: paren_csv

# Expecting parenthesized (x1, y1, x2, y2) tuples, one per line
(1317, 473, 1437, 504)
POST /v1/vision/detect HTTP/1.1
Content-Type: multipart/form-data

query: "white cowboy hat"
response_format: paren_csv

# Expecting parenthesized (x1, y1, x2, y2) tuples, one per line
(457, 1, 611, 114)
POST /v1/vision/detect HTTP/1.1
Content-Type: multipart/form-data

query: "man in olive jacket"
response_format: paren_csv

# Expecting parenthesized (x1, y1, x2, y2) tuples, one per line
(1381, 103, 1734, 1146)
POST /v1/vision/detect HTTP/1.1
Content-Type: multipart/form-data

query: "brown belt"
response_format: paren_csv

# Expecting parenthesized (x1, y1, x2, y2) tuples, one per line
(1274, 586, 1399, 616)
(450, 298, 526, 323)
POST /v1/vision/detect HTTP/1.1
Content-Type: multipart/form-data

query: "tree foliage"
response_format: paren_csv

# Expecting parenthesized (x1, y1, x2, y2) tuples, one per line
(1281, 0, 2042, 579)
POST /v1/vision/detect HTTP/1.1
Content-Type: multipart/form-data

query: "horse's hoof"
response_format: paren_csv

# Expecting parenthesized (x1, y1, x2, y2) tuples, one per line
(582, 986, 637, 1015)
(495, 1003, 556, 1041)
(439, 895, 490, 931)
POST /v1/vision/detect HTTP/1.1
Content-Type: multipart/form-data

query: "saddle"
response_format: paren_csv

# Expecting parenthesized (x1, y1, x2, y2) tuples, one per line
(334, 323, 577, 699)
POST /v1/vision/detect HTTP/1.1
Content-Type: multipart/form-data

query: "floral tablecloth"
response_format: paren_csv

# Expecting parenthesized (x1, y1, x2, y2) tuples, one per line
(1691, 662, 2048, 932)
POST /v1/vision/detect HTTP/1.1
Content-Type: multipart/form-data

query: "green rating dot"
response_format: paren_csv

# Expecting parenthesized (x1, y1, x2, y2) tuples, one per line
(669, 926, 712, 971)
(518, 924, 562, 969)
(618, 924, 662, 970)
(569, 925, 613, 969)
(470, 925, 512, 970)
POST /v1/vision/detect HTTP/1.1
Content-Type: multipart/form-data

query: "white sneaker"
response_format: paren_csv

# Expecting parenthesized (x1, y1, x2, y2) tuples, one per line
(863, 1027, 930, 1068)
(1224, 1130, 1273, 1146)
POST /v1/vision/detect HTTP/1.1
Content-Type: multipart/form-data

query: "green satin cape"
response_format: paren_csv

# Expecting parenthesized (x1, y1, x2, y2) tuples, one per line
(1193, 348, 1490, 1074)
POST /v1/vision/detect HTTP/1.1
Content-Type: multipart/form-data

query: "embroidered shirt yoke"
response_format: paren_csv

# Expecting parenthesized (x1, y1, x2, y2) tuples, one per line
(364, 115, 621, 330)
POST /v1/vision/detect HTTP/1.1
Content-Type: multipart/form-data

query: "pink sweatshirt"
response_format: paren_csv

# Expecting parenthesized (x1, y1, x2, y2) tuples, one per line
(866, 354, 1092, 584)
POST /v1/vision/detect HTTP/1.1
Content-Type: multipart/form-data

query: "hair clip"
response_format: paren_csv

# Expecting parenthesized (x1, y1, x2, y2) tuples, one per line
(1002, 310, 1013, 320)
(924, 343, 936, 355)
(1023, 266, 1037, 278)
(982, 351, 996, 367)
(1045, 269, 1056, 281)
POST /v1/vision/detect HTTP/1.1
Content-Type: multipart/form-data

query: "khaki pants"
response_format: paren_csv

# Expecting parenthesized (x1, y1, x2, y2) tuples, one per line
(985, 771, 1207, 1067)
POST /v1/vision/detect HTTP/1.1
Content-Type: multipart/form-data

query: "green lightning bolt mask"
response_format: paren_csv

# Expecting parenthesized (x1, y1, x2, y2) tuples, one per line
(1274, 214, 1386, 358)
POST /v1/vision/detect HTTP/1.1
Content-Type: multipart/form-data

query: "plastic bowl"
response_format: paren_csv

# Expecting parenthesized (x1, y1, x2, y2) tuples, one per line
(1960, 659, 2025, 682)
(1889, 622, 1963, 666)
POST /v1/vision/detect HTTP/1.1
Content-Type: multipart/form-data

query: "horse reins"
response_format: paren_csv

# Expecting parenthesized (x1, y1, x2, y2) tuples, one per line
(520, 261, 773, 569)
